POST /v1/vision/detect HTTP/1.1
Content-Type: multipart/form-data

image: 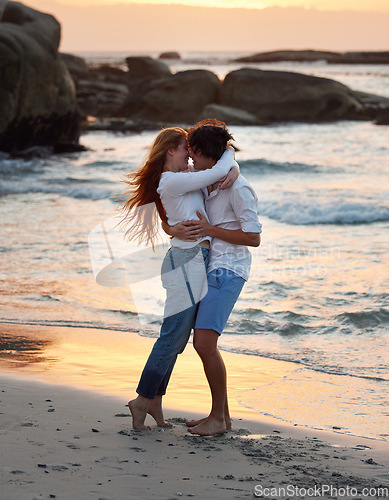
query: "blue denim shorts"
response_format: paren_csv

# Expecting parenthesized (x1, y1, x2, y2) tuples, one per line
(194, 268, 245, 334)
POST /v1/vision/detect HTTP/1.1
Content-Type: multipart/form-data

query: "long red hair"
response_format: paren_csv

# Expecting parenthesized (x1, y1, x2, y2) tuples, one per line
(118, 127, 187, 247)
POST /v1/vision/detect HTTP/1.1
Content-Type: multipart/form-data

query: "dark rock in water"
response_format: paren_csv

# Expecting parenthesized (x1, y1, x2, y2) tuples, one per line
(374, 110, 389, 125)
(233, 50, 389, 65)
(62, 57, 132, 118)
(158, 51, 181, 60)
(0, 1, 80, 152)
(125, 56, 171, 82)
(334, 51, 389, 64)
(83, 118, 165, 134)
(133, 70, 220, 123)
(60, 53, 89, 80)
(83, 118, 162, 133)
(53, 143, 89, 154)
(220, 68, 363, 123)
(76, 79, 131, 118)
(200, 104, 257, 125)
(233, 50, 340, 64)
(71, 56, 171, 119)
(56, 47, 389, 126)
(352, 91, 389, 124)
(89, 65, 129, 85)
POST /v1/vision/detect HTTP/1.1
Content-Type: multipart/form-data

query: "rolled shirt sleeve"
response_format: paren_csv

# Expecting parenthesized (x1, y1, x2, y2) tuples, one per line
(231, 184, 262, 234)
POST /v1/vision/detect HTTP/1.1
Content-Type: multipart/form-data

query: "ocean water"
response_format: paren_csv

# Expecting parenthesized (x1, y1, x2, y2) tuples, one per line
(0, 54, 388, 441)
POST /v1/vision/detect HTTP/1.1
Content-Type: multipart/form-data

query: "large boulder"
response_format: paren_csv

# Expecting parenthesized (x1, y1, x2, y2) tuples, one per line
(0, 1, 79, 152)
(220, 68, 363, 122)
(125, 56, 171, 83)
(76, 80, 131, 118)
(132, 70, 221, 123)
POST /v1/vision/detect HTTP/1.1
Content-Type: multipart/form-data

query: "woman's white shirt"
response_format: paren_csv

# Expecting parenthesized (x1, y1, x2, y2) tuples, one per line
(157, 149, 238, 249)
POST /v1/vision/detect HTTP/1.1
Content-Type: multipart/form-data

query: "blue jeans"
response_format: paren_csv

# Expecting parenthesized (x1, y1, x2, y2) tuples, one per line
(136, 246, 209, 399)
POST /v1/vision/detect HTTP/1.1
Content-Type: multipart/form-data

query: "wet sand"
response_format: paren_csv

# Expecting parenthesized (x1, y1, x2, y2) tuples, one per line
(0, 323, 388, 499)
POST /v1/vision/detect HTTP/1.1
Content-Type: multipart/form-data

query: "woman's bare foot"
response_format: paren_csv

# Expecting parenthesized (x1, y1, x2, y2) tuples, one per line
(128, 399, 150, 430)
(187, 416, 227, 436)
(148, 396, 173, 428)
(186, 416, 232, 430)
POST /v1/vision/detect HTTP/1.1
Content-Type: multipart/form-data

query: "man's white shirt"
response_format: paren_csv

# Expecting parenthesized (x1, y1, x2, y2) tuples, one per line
(204, 175, 262, 281)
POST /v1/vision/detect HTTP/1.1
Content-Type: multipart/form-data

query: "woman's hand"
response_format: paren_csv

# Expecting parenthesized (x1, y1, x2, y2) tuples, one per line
(169, 221, 203, 241)
(196, 211, 213, 237)
(219, 165, 239, 190)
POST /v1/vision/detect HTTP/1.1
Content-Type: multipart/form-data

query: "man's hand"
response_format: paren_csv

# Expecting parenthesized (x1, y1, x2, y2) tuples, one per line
(196, 211, 260, 247)
(168, 221, 203, 241)
(196, 211, 213, 237)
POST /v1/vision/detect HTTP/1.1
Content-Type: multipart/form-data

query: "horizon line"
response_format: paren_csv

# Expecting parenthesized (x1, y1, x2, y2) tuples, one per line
(40, 1, 389, 14)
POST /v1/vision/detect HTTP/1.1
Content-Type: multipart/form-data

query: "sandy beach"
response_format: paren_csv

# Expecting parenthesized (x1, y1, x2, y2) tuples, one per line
(1, 324, 388, 500)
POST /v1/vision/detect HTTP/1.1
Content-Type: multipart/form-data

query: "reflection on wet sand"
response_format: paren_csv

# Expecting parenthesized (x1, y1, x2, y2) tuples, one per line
(0, 322, 297, 421)
(0, 327, 56, 369)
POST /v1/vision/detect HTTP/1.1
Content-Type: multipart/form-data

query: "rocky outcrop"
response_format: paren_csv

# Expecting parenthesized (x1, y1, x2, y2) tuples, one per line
(131, 70, 221, 123)
(60, 51, 389, 128)
(219, 69, 363, 123)
(0, 1, 79, 152)
(233, 50, 389, 65)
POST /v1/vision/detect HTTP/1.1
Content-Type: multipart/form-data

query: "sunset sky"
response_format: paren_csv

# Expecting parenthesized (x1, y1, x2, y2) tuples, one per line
(23, 0, 389, 52)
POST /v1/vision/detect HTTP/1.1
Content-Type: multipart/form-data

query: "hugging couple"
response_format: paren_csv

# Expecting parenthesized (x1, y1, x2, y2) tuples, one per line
(119, 119, 262, 436)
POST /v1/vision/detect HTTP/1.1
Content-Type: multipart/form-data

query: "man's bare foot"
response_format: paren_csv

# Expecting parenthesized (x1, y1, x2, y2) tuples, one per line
(186, 416, 232, 430)
(148, 398, 173, 428)
(128, 399, 150, 430)
(186, 417, 207, 427)
(187, 416, 227, 436)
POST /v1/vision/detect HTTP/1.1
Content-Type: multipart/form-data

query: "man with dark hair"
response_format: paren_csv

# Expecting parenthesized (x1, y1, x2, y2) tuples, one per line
(171, 119, 262, 436)
(187, 119, 234, 162)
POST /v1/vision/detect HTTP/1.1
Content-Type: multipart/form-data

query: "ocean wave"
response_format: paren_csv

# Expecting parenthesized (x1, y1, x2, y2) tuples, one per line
(259, 198, 389, 225)
(0, 158, 44, 176)
(219, 343, 389, 382)
(0, 180, 116, 200)
(231, 308, 389, 336)
(83, 160, 127, 169)
(239, 158, 321, 174)
(337, 308, 389, 328)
